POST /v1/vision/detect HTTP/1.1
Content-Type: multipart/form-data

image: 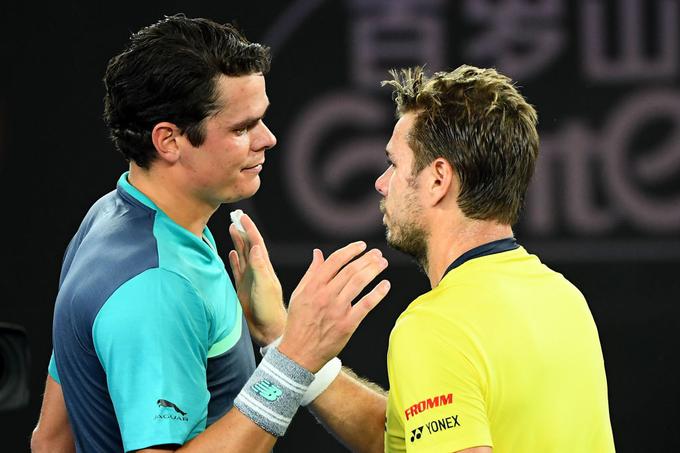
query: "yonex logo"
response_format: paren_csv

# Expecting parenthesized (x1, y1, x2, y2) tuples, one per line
(426, 414, 460, 432)
(410, 414, 461, 443)
(410, 426, 424, 442)
(253, 380, 283, 401)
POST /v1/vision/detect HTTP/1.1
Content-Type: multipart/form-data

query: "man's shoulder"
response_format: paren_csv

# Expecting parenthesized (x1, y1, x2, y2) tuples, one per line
(58, 187, 161, 312)
(391, 286, 466, 346)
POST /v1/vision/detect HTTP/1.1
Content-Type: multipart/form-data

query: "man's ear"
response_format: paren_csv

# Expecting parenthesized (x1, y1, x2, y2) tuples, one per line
(151, 122, 182, 164)
(428, 157, 455, 206)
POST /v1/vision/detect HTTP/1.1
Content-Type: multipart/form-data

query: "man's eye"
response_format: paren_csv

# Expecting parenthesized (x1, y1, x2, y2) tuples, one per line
(234, 120, 261, 136)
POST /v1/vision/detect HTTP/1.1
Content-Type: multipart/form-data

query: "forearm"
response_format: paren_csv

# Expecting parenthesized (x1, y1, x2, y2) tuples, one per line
(176, 346, 310, 453)
(177, 408, 276, 453)
(30, 428, 75, 453)
(32, 376, 75, 453)
(308, 369, 387, 453)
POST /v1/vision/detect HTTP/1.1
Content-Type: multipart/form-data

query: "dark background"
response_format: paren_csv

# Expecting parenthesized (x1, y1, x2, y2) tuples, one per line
(1, 0, 679, 451)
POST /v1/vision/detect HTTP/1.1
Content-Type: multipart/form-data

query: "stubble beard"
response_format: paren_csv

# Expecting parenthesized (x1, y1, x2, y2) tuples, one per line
(380, 193, 429, 273)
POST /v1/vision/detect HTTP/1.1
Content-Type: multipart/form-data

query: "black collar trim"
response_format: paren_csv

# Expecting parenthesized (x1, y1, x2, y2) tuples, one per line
(443, 237, 519, 278)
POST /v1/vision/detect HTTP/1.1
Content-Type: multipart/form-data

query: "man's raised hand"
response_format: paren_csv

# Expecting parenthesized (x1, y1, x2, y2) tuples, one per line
(228, 213, 286, 346)
(279, 242, 391, 372)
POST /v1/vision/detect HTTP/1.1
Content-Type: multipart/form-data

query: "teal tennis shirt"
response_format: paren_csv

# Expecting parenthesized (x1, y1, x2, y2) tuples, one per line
(50, 172, 256, 452)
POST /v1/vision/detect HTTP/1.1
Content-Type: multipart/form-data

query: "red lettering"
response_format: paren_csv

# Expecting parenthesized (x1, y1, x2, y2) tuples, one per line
(404, 393, 454, 421)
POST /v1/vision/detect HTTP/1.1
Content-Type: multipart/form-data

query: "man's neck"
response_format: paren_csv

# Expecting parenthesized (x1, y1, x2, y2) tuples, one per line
(425, 218, 513, 288)
(127, 165, 217, 237)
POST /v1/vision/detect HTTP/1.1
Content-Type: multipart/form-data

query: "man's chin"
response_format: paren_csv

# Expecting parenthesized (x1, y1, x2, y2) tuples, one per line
(221, 182, 260, 204)
(385, 227, 428, 261)
(385, 231, 406, 255)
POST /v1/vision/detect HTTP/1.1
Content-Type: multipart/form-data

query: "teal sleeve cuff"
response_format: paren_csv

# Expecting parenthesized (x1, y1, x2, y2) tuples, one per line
(48, 351, 60, 384)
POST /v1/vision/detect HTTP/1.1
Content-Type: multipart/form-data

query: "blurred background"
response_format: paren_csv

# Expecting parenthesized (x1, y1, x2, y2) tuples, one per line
(0, 0, 678, 451)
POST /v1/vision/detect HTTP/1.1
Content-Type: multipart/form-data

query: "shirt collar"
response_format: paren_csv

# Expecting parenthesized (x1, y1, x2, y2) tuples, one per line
(443, 237, 519, 278)
(116, 171, 160, 211)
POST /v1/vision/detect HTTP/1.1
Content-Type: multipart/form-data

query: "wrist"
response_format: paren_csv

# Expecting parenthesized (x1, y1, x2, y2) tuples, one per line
(253, 311, 286, 346)
(261, 337, 342, 407)
(277, 340, 323, 373)
(259, 336, 283, 357)
(259, 328, 284, 346)
(234, 347, 314, 437)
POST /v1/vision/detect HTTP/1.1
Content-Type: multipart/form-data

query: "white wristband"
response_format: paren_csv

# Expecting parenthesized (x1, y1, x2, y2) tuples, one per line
(260, 336, 342, 406)
(300, 356, 342, 406)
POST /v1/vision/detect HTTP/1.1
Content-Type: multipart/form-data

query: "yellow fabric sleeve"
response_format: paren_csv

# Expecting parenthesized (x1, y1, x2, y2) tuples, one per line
(385, 309, 493, 452)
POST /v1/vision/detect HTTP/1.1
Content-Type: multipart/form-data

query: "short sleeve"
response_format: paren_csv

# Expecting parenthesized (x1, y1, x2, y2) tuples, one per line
(93, 268, 212, 452)
(386, 317, 493, 452)
(48, 351, 60, 384)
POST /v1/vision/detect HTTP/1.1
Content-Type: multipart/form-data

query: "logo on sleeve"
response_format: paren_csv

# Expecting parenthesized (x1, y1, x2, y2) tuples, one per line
(410, 414, 461, 443)
(405, 393, 454, 420)
(253, 380, 283, 401)
(154, 399, 189, 422)
(410, 426, 424, 442)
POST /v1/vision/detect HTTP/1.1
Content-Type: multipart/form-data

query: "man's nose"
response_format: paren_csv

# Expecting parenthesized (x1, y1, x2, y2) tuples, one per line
(375, 169, 388, 196)
(256, 122, 277, 151)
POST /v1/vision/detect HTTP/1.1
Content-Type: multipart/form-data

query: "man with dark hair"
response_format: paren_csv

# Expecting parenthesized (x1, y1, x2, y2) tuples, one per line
(31, 15, 390, 452)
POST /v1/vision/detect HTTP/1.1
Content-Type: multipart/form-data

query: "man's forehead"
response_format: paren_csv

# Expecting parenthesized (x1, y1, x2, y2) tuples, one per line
(215, 74, 267, 105)
(388, 113, 417, 153)
(395, 113, 417, 137)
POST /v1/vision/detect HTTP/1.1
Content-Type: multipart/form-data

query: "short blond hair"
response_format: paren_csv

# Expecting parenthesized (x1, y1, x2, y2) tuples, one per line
(382, 65, 539, 225)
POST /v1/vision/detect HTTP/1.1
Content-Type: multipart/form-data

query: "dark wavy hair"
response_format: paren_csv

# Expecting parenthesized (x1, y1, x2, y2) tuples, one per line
(382, 65, 539, 226)
(103, 14, 271, 168)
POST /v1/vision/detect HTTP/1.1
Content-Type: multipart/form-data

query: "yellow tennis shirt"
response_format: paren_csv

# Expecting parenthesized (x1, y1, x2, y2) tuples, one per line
(385, 242, 615, 452)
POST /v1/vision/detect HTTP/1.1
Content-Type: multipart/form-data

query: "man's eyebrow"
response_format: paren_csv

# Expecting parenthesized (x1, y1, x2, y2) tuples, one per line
(228, 103, 271, 129)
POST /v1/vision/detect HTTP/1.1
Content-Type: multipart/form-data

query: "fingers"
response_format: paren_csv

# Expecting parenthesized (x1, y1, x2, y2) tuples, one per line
(229, 222, 246, 248)
(240, 214, 266, 251)
(331, 248, 384, 293)
(229, 223, 248, 267)
(335, 251, 389, 303)
(248, 245, 266, 272)
(234, 215, 279, 276)
(295, 248, 325, 290)
(348, 279, 391, 328)
(228, 249, 243, 282)
(316, 241, 368, 283)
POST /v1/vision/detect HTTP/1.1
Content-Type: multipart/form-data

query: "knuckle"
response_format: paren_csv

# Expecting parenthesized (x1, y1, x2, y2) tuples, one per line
(348, 274, 370, 292)
(343, 258, 365, 276)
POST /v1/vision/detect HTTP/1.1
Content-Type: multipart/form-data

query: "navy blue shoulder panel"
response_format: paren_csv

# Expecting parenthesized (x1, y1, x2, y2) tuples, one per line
(55, 187, 159, 353)
(52, 186, 160, 451)
(205, 315, 256, 426)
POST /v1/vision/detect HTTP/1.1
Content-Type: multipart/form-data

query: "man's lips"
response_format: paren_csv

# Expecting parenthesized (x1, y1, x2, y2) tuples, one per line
(242, 162, 264, 172)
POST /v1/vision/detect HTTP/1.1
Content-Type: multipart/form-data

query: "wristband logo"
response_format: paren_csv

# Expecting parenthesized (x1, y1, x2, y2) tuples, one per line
(253, 379, 283, 401)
